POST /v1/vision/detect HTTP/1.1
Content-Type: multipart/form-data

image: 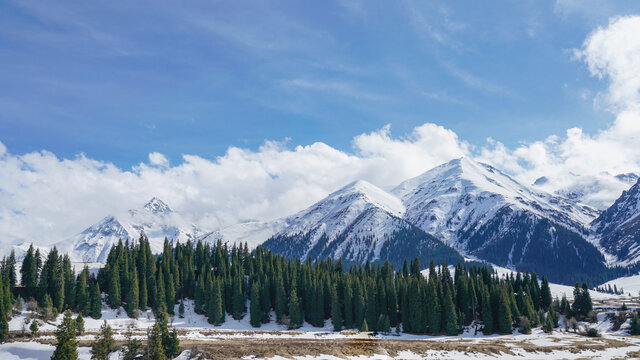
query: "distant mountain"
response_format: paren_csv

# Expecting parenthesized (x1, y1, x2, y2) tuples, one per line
(59, 197, 204, 262)
(392, 158, 607, 282)
(262, 180, 462, 267)
(592, 178, 640, 266)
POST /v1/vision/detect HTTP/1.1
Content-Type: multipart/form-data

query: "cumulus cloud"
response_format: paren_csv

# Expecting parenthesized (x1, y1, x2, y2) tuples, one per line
(148, 152, 169, 167)
(0, 124, 468, 246)
(477, 16, 640, 209)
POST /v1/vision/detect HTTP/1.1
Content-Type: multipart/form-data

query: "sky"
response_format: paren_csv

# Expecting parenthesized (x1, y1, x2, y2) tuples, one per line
(2, 1, 640, 245)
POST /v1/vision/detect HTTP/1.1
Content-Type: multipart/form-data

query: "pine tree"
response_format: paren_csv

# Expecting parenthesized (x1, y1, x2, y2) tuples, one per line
(288, 288, 302, 329)
(90, 282, 102, 319)
(543, 313, 554, 333)
(630, 312, 640, 335)
(497, 290, 513, 334)
(481, 287, 493, 334)
(232, 275, 245, 320)
(250, 281, 261, 327)
(426, 281, 441, 334)
(51, 310, 78, 360)
(540, 276, 552, 310)
(208, 279, 224, 325)
(127, 270, 139, 318)
(122, 323, 142, 360)
(0, 307, 7, 342)
(30, 320, 39, 337)
(178, 298, 185, 318)
(274, 275, 286, 324)
(75, 313, 84, 336)
(377, 314, 391, 333)
(145, 323, 166, 360)
(107, 265, 121, 309)
(75, 268, 89, 315)
(90, 320, 115, 360)
(331, 284, 342, 331)
(441, 283, 458, 335)
(360, 318, 369, 332)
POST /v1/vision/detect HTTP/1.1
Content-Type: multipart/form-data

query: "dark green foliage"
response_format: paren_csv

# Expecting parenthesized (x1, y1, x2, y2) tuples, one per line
(90, 320, 115, 360)
(75, 313, 84, 336)
(540, 276, 552, 310)
(331, 284, 342, 331)
(630, 312, 640, 335)
(30, 319, 39, 337)
(250, 281, 261, 327)
(0, 306, 7, 342)
(145, 323, 166, 360)
(52, 310, 78, 360)
(288, 288, 302, 329)
(122, 324, 142, 360)
(89, 282, 102, 319)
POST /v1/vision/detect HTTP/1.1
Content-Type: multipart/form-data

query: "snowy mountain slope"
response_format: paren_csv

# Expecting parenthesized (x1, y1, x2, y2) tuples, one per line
(58, 197, 205, 262)
(262, 180, 462, 266)
(592, 178, 640, 266)
(391, 158, 607, 281)
(393, 157, 598, 246)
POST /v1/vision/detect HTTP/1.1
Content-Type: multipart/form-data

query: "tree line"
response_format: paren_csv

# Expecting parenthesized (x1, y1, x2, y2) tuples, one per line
(0, 236, 598, 358)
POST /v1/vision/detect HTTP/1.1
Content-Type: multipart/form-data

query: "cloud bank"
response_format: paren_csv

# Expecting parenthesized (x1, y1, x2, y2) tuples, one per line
(2, 16, 640, 246)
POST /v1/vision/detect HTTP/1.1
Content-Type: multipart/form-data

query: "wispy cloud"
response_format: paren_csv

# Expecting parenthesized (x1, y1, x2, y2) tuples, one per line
(282, 78, 390, 102)
(422, 92, 472, 106)
(442, 62, 514, 98)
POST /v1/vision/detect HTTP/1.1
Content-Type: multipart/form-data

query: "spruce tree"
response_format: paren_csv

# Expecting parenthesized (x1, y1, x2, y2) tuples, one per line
(51, 310, 78, 360)
(288, 288, 302, 329)
(75, 313, 84, 336)
(208, 279, 224, 325)
(497, 290, 513, 334)
(274, 275, 286, 324)
(331, 284, 342, 331)
(441, 283, 458, 335)
(145, 323, 166, 360)
(107, 265, 121, 309)
(250, 281, 261, 327)
(540, 276, 552, 310)
(360, 318, 369, 332)
(426, 281, 441, 334)
(122, 323, 142, 360)
(630, 312, 640, 335)
(0, 308, 7, 342)
(90, 320, 115, 360)
(232, 275, 245, 320)
(543, 313, 554, 333)
(30, 319, 39, 337)
(178, 298, 185, 318)
(127, 270, 139, 318)
(481, 287, 493, 334)
(90, 282, 102, 319)
(75, 268, 89, 315)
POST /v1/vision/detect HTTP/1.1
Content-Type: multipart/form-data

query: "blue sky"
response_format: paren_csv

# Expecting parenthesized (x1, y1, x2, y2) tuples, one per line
(1, 0, 639, 168)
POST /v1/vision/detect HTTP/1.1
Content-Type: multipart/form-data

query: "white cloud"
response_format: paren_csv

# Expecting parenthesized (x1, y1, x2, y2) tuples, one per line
(576, 16, 640, 112)
(148, 152, 169, 167)
(0, 124, 468, 246)
(477, 16, 640, 209)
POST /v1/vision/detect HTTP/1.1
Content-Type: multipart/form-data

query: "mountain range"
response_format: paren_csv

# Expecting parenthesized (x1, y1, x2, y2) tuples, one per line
(12, 158, 640, 285)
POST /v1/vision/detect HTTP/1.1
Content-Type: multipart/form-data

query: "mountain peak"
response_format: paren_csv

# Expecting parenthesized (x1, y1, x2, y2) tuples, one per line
(144, 197, 173, 214)
(328, 180, 404, 217)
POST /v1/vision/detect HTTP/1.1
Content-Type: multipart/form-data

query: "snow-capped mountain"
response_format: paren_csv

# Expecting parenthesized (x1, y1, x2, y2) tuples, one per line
(262, 180, 462, 266)
(60, 197, 205, 262)
(391, 158, 606, 281)
(592, 178, 640, 266)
